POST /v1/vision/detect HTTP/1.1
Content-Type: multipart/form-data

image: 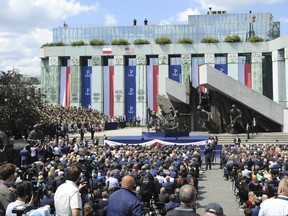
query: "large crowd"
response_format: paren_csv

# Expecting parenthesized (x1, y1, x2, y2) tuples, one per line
(0, 105, 288, 216)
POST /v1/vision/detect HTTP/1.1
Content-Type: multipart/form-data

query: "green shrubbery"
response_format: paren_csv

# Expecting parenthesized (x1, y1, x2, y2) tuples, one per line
(201, 37, 219, 43)
(89, 39, 106, 46)
(71, 40, 85, 46)
(247, 35, 264, 42)
(224, 35, 242, 43)
(41, 42, 65, 48)
(177, 38, 193, 44)
(155, 37, 172, 45)
(133, 39, 150, 45)
(111, 39, 130, 45)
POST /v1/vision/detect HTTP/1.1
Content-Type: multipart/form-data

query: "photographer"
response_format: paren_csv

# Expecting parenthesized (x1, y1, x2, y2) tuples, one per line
(6, 181, 35, 216)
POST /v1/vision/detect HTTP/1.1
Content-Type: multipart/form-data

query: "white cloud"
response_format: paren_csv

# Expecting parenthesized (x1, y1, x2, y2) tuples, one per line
(105, 14, 118, 26)
(195, 0, 285, 11)
(177, 8, 200, 22)
(158, 7, 200, 25)
(280, 18, 288, 24)
(0, 0, 98, 75)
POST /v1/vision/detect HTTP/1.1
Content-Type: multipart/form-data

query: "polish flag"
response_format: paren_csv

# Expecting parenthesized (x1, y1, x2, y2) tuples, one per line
(103, 48, 112, 54)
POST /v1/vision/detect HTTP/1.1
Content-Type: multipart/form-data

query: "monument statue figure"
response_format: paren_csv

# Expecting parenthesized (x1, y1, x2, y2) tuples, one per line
(27, 124, 45, 144)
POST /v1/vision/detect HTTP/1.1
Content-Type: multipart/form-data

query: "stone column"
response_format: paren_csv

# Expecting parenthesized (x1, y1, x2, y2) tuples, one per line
(158, 54, 169, 96)
(181, 54, 192, 85)
(47, 57, 60, 104)
(91, 56, 103, 112)
(136, 55, 147, 125)
(70, 56, 81, 107)
(204, 53, 215, 66)
(227, 53, 238, 80)
(285, 48, 288, 107)
(181, 54, 193, 130)
(114, 55, 125, 116)
(251, 53, 263, 94)
(272, 50, 286, 106)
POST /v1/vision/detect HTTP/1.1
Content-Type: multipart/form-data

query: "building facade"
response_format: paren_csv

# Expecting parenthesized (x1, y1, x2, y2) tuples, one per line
(40, 11, 288, 126)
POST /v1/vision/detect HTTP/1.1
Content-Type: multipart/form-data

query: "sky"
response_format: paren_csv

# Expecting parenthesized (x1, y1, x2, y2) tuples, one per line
(0, 0, 287, 76)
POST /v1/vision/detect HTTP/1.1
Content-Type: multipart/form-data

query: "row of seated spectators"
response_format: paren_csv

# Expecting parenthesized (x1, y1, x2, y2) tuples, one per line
(13, 135, 203, 215)
(221, 143, 288, 214)
(35, 104, 129, 138)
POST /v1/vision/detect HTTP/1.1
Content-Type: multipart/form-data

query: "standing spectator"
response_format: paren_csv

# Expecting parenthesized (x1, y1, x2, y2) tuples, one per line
(0, 163, 17, 215)
(106, 175, 144, 216)
(54, 165, 86, 216)
(166, 184, 199, 216)
(246, 123, 250, 139)
(20, 146, 29, 167)
(252, 117, 257, 135)
(204, 143, 213, 170)
(233, 134, 241, 146)
(258, 176, 288, 216)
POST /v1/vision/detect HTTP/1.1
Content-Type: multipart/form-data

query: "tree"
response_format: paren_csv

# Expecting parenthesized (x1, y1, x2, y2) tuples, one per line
(0, 68, 43, 138)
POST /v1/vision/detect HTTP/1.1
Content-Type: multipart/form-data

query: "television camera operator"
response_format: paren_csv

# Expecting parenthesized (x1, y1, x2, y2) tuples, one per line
(6, 181, 35, 216)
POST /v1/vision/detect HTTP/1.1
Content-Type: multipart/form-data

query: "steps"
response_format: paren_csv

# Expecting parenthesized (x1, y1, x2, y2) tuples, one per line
(215, 132, 288, 145)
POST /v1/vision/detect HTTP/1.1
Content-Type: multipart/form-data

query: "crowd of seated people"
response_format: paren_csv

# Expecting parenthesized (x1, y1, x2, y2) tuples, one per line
(221, 143, 288, 211)
(35, 104, 129, 139)
(1, 133, 203, 216)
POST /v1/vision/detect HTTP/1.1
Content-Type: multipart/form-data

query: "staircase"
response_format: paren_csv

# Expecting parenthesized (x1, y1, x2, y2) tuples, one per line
(215, 132, 288, 145)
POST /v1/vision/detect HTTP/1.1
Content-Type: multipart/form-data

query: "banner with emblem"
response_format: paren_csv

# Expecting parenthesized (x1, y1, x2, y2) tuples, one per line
(125, 66, 136, 121)
(81, 66, 92, 108)
(169, 65, 182, 83)
(215, 64, 228, 75)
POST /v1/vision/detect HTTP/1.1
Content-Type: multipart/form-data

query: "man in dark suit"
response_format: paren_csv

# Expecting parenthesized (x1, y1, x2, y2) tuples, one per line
(204, 142, 213, 170)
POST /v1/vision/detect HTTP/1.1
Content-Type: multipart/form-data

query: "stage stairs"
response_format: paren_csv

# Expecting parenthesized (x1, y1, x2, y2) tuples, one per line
(212, 132, 288, 145)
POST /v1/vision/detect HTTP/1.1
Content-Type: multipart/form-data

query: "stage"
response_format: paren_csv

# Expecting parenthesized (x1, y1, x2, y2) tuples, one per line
(104, 131, 211, 151)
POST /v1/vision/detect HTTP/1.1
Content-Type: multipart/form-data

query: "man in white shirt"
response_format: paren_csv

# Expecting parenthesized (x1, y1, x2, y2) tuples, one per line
(54, 165, 86, 216)
(258, 176, 288, 216)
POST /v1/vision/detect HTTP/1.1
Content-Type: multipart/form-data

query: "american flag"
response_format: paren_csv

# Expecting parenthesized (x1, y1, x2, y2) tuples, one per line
(125, 47, 134, 54)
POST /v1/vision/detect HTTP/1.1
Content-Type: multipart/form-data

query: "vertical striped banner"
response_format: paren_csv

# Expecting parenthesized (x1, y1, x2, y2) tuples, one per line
(147, 65, 159, 112)
(215, 64, 228, 75)
(147, 65, 154, 111)
(198, 65, 205, 92)
(103, 66, 114, 117)
(103, 66, 110, 115)
(60, 67, 71, 107)
(245, 64, 252, 88)
(125, 66, 136, 121)
(66, 67, 71, 107)
(169, 65, 182, 83)
(109, 66, 114, 117)
(238, 63, 245, 85)
(81, 66, 92, 108)
(153, 65, 159, 112)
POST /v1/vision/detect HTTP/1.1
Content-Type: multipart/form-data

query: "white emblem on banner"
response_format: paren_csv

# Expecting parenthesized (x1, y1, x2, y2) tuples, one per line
(128, 106, 134, 114)
(128, 88, 134, 95)
(128, 69, 134, 77)
(85, 88, 91, 95)
(85, 70, 91, 77)
(172, 68, 178, 76)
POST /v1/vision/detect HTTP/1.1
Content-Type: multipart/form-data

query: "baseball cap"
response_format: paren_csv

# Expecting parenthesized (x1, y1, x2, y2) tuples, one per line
(205, 202, 224, 216)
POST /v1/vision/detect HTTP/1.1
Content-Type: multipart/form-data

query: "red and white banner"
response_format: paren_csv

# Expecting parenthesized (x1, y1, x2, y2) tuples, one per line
(104, 139, 207, 146)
